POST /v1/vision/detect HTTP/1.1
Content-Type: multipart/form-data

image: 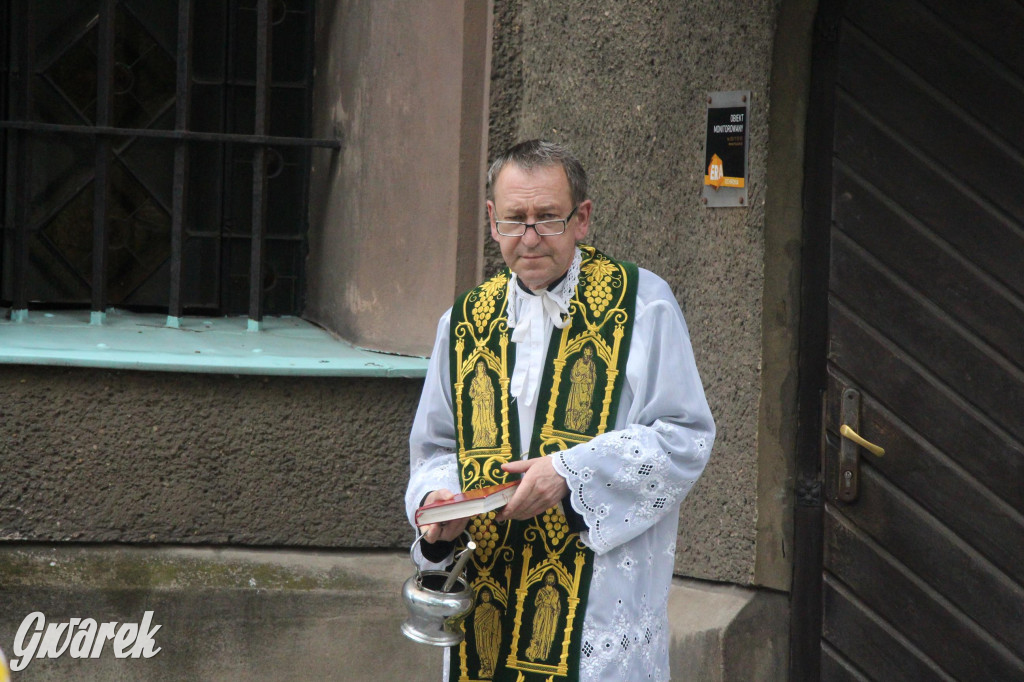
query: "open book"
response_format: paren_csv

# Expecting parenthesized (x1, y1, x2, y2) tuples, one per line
(415, 481, 520, 526)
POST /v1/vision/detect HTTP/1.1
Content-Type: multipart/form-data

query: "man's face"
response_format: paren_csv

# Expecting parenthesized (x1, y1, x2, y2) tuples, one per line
(488, 164, 591, 291)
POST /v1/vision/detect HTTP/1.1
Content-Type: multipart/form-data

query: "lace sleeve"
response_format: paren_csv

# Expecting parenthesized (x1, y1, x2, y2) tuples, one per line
(549, 271, 715, 555)
(552, 421, 711, 554)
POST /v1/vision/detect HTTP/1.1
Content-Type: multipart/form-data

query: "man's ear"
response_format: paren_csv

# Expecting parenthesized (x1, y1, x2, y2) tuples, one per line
(573, 199, 593, 241)
(487, 200, 500, 242)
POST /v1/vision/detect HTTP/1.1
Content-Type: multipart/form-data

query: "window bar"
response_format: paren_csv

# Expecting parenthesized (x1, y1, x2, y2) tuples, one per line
(90, 0, 116, 326)
(0, 121, 340, 149)
(298, 0, 315, 299)
(247, 0, 271, 332)
(167, 0, 194, 328)
(6, 0, 31, 322)
(219, 0, 234, 322)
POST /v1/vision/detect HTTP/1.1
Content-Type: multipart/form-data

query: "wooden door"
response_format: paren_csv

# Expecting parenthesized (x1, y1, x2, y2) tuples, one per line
(814, 0, 1024, 678)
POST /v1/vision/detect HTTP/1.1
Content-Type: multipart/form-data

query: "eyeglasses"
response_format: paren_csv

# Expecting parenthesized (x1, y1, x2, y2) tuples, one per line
(494, 205, 579, 237)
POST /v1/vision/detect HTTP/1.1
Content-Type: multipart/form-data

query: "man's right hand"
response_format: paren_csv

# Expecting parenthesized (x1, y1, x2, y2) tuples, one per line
(419, 489, 471, 543)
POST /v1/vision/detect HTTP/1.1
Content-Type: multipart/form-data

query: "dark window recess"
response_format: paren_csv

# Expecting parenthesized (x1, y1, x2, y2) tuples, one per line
(0, 0, 338, 319)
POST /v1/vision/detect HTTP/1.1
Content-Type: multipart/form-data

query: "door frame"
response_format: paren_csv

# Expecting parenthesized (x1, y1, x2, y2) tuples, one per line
(789, 0, 846, 679)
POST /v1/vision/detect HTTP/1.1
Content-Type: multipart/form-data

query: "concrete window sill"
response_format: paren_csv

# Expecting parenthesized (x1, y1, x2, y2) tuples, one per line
(0, 309, 428, 378)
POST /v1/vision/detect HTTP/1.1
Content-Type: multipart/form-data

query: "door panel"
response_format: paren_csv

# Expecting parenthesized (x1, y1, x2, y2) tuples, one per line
(839, 0, 1024, 222)
(822, 578, 949, 682)
(827, 302, 1023, 510)
(825, 373, 1024, 587)
(831, 230, 1024, 443)
(832, 166, 1024, 370)
(818, 0, 1024, 677)
(821, 647, 871, 682)
(825, 513, 1023, 680)
(846, 0, 1024, 154)
(833, 98, 1024, 301)
(826, 436, 1024, 654)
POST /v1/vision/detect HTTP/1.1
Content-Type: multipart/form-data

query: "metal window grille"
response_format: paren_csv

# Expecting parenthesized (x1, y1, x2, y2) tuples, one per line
(0, 0, 338, 325)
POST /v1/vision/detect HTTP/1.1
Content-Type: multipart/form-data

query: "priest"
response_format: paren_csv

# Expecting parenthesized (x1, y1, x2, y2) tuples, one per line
(406, 139, 715, 682)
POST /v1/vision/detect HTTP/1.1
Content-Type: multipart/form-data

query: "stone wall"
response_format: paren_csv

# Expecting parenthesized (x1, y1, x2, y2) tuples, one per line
(0, 366, 420, 548)
(0, 0, 785, 590)
(0, 0, 807, 677)
(486, 0, 779, 583)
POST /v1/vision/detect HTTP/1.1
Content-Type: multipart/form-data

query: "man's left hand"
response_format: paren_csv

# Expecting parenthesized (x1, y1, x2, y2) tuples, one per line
(497, 456, 569, 522)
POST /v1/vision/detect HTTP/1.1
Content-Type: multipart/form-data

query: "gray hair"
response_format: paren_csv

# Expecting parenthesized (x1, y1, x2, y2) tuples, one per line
(487, 139, 588, 206)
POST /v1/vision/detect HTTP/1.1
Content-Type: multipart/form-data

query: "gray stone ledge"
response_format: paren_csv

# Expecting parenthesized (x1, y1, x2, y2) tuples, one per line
(670, 577, 789, 681)
(0, 546, 786, 681)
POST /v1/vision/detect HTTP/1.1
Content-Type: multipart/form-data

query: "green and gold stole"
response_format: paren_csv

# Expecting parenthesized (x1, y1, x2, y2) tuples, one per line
(448, 245, 638, 682)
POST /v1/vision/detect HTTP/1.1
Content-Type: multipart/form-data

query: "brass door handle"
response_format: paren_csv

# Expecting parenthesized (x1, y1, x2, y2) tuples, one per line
(840, 424, 885, 457)
(836, 389, 884, 503)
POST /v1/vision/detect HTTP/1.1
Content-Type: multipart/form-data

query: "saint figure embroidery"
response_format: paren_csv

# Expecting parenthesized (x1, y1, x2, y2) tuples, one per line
(474, 588, 501, 678)
(525, 571, 562, 662)
(564, 346, 597, 432)
(469, 360, 499, 448)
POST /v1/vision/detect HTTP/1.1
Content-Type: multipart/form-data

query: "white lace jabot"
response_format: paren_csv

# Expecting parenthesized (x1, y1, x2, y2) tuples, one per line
(506, 247, 581, 407)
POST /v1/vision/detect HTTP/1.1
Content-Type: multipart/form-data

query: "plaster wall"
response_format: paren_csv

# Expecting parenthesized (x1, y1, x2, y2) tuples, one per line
(0, 1, 815, 676)
(0, 366, 420, 549)
(305, 0, 489, 357)
(0, 0, 805, 596)
(487, 0, 779, 585)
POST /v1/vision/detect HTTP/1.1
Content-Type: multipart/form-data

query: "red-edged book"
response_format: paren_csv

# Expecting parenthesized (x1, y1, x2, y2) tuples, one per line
(415, 481, 520, 526)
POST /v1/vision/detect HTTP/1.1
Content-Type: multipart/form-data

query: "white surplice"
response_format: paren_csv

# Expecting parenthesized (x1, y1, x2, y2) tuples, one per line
(406, 250, 715, 681)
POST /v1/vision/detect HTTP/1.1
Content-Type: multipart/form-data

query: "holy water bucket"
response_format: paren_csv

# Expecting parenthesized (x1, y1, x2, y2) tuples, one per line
(401, 532, 476, 647)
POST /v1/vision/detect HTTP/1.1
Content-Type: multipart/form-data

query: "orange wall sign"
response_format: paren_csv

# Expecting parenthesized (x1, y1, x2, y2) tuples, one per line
(702, 91, 750, 207)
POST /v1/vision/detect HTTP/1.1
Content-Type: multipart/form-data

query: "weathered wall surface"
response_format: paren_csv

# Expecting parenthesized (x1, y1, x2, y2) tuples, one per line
(0, 2, 806, 677)
(0, 546, 785, 681)
(0, 366, 420, 548)
(0, 546, 438, 681)
(487, 1, 778, 583)
(1, 0, 783, 590)
(306, 0, 489, 357)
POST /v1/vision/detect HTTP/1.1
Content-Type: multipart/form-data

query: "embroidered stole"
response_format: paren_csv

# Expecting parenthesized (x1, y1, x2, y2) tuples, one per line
(448, 245, 638, 681)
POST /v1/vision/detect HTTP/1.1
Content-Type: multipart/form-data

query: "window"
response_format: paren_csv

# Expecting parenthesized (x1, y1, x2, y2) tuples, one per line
(0, 0, 336, 323)
(2, 0, 487, 370)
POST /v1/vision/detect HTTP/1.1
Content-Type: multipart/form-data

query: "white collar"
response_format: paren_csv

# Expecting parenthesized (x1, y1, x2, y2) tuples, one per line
(505, 248, 581, 407)
(506, 247, 580, 331)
